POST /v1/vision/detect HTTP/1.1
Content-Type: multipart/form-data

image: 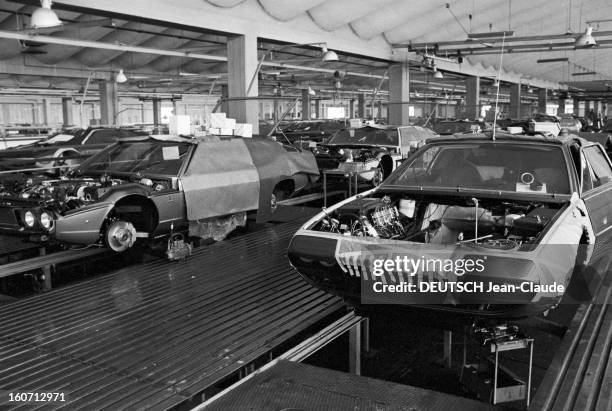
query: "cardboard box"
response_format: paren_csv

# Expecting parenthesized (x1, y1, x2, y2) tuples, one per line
(169, 115, 191, 136)
(206, 112, 226, 129)
(234, 123, 253, 138)
(223, 118, 236, 129)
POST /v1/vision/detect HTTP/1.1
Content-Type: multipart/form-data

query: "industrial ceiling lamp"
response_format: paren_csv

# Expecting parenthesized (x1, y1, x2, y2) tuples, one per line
(575, 26, 597, 48)
(308, 86, 316, 96)
(115, 69, 128, 83)
(30, 0, 62, 29)
(432, 66, 444, 79)
(321, 45, 339, 62)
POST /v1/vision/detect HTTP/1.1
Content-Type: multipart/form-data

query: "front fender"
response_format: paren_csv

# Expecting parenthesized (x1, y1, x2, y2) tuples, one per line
(54, 202, 114, 244)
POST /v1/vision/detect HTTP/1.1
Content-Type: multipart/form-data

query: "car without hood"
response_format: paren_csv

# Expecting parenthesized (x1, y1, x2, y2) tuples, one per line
(314, 125, 438, 186)
(288, 133, 611, 319)
(0, 134, 319, 251)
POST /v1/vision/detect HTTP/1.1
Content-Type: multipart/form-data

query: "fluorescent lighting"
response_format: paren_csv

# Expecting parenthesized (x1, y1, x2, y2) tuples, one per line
(537, 57, 570, 63)
(116, 69, 128, 83)
(467, 30, 514, 39)
(575, 26, 597, 48)
(30, 0, 62, 29)
(572, 71, 597, 76)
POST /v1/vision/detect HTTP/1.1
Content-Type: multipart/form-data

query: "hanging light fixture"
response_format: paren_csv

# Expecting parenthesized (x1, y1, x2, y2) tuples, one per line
(115, 69, 128, 83)
(30, 0, 62, 29)
(575, 26, 597, 48)
(432, 66, 444, 79)
(308, 86, 316, 96)
(321, 45, 339, 62)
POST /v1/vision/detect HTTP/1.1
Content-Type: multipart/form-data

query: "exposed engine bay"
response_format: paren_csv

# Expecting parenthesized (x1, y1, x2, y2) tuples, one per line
(314, 194, 563, 249)
(0, 174, 173, 213)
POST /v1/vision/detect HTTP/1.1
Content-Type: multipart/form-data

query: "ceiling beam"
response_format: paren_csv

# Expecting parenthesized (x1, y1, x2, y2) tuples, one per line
(0, 30, 228, 62)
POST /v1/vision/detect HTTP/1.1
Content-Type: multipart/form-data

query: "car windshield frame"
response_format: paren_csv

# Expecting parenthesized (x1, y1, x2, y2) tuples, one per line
(327, 127, 399, 147)
(79, 140, 193, 177)
(39, 129, 85, 145)
(382, 140, 574, 197)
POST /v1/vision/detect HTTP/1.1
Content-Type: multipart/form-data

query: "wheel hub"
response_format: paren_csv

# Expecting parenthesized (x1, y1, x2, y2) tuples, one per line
(106, 220, 137, 252)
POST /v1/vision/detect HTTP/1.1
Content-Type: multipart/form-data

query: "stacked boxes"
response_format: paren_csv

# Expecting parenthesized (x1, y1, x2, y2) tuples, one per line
(205, 112, 253, 137)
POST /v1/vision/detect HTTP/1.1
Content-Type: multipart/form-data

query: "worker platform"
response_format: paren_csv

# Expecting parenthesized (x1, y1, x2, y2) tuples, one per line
(0, 219, 343, 410)
(200, 359, 498, 410)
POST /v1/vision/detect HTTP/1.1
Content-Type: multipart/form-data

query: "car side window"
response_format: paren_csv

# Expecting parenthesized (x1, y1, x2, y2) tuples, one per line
(86, 130, 119, 145)
(580, 151, 594, 192)
(583, 145, 612, 188)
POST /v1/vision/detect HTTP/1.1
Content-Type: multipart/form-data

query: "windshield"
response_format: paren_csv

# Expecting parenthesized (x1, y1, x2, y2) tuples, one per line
(559, 117, 577, 126)
(385, 142, 571, 194)
(41, 129, 85, 145)
(81, 141, 191, 175)
(328, 128, 399, 146)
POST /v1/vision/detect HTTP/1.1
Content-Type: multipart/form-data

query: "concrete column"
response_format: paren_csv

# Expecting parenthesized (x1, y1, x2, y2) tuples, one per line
(573, 99, 580, 116)
(349, 99, 355, 118)
(585, 100, 591, 115)
(62, 97, 73, 126)
(301, 88, 311, 120)
(465, 76, 480, 119)
(557, 98, 566, 115)
(98, 80, 118, 125)
(42, 98, 52, 126)
(538, 88, 548, 114)
(152, 99, 161, 126)
(509, 83, 521, 119)
(314, 99, 320, 119)
(388, 63, 410, 125)
(358, 93, 366, 118)
(377, 100, 383, 120)
(227, 33, 259, 134)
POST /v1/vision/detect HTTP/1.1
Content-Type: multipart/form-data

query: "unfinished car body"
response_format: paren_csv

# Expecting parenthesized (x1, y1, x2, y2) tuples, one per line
(288, 133, 612, 318)
(314, 125, 438, 185)
(0, 135, 319, 251)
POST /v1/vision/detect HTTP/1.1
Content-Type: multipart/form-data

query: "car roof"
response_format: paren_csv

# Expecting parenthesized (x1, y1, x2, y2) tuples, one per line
(427, 131, 590, 146)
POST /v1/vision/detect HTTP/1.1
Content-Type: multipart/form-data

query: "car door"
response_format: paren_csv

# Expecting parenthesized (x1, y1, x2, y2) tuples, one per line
(580, 144, 612, 242)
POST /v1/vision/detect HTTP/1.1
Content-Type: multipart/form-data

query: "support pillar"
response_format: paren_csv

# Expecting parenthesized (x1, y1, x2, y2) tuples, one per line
(62, 97, 73, 126)
(538, 88, 548, 114)
(509, 83, 521, 119)
(377, 101, 383, 121)
(358, 93, 366, 118)
(388, 63, 410, 125)
(314, 99, 320, 119)
(558, 98, 566, 115)
(349, 321, 362, 375)
(227, 33, 259, 134)
(349, 99, 355, 118)
(465, 76, 480, 119)
(301, 88, 311, 120)
(98, 80, 118, 126)
(152, 99, 161, 126)
(573, 99, 580, 116)
(42, 98, 52, 126)
(220, 85, 229, 114)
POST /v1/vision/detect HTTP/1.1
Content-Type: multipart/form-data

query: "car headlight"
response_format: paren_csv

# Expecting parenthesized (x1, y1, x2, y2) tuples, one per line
(24, 211, 35, 227)
(40, 212, 52, 229)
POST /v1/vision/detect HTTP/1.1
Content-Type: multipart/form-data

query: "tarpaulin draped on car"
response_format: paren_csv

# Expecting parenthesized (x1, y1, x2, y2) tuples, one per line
(181, 138, 260, 220)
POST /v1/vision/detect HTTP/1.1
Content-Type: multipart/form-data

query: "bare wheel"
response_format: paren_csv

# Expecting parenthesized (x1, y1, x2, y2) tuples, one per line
(271, 188, 288, 212)
(105, 220, 137, 252)
(371, 166, 384, 187)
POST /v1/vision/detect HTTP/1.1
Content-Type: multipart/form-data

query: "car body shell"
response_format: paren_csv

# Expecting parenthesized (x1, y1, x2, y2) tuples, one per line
(0, 135, 319, 248)
(315, 125, 438, 184)
(288, 133, 612, 319)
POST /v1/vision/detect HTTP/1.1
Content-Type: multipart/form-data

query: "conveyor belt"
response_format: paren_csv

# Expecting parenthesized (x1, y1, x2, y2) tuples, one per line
(530, 242, 612, 411)
(0, 220, 343, 410)
(201, 360, 500, 411)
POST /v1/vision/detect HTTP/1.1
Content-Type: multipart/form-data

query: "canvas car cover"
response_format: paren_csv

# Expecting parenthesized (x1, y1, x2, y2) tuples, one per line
(244, 138, 319, 222)
(181, 137, 260, 220)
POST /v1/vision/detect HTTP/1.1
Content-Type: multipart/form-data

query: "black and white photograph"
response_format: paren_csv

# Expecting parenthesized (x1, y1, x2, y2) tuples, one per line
(1, 1, 611, 410)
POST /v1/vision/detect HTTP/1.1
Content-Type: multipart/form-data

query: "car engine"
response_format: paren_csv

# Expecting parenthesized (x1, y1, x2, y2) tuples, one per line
(315, 194, 562, 249)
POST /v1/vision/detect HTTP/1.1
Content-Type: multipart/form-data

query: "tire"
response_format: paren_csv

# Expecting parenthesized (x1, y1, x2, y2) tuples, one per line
(54, 154, 78, 176)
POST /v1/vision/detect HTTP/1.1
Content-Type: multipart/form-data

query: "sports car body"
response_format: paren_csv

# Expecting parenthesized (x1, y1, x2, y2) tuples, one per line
(288, 133, 612, 318)
(0, 135, 319, 251)
(314, 125, 438, 185)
